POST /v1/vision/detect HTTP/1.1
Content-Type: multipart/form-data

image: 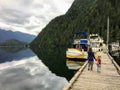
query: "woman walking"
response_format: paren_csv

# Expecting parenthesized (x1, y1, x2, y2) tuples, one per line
(87, 48, 96, 71)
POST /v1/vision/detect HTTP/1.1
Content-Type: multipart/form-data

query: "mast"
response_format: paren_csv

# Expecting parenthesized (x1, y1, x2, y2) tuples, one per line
(107, 16, 109, 51)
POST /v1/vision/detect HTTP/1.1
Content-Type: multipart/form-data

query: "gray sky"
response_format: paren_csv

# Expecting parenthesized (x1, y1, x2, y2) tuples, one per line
(0, 0, 74, 35)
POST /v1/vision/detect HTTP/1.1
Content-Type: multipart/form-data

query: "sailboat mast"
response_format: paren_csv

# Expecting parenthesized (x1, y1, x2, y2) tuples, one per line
(107, 16, 109, 51)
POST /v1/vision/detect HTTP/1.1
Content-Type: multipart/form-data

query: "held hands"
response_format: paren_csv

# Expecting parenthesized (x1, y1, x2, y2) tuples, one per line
(95, 58, 97, 61)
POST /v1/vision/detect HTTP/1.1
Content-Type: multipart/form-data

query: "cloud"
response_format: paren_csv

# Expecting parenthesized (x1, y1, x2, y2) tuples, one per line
(0, 0, 74, 35)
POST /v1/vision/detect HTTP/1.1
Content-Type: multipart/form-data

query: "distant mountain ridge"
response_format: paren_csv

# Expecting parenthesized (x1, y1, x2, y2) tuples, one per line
(0, 29, 36, 43)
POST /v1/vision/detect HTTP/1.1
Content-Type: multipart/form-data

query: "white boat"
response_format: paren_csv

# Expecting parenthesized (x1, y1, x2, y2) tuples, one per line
(109, 42, 120, 52)
(89, 34, 104, 52)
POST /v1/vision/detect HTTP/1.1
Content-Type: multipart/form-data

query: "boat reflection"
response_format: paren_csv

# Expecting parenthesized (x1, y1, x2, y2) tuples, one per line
(66, 59, 85, 70)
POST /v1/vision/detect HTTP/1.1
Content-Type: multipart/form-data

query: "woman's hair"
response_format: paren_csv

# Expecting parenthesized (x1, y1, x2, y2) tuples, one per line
(88, 48, 92, 52)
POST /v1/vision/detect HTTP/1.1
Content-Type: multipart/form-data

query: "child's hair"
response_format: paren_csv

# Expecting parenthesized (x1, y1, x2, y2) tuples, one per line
(96, 56, 101, 64)
(97, 56, 101, 60)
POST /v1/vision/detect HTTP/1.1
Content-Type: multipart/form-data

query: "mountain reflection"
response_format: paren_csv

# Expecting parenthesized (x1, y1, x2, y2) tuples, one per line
(0, 47, 35, 63)
(0, 46, 26, 53)
(31, 47, 75, 80)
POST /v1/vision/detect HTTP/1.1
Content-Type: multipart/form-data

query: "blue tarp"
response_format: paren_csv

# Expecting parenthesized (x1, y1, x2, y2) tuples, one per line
(80, 39, 88, 44)
(75, 31, 88, 35)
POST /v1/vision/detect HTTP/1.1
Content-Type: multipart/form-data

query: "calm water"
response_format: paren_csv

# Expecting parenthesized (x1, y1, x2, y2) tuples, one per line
(0, 47, 75, 90)
(0, 47, 119, 90)
(110, 51, 120, 66)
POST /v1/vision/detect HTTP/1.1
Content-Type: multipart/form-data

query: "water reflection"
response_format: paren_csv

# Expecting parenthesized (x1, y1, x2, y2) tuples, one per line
(0, 46, 26, 53)
(0, 47, 35, 63)
(31, 47, 75, 81)
(66, 60, 84, 70)
(0, 47, 68, 90)
(110, 51, 120, 66)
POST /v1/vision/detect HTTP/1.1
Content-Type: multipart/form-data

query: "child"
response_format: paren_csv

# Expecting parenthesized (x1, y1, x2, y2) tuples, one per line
(96, 56, 101, 72)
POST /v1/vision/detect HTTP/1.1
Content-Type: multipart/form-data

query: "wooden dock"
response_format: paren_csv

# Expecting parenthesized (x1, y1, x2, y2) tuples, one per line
(63, 52, 120, 90)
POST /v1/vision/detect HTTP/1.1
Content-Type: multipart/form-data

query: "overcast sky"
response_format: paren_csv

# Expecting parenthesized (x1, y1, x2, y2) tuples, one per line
(0, 0, 74, 35)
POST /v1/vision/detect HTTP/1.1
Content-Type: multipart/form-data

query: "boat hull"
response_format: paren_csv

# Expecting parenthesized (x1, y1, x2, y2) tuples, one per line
(66, 48, 87, 60)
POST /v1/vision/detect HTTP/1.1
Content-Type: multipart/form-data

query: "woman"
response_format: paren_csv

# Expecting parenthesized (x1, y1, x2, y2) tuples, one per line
(87, 48, 96, 71)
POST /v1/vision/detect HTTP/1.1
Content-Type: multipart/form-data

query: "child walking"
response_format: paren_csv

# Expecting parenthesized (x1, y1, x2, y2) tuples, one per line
(96, 56, 101, 72)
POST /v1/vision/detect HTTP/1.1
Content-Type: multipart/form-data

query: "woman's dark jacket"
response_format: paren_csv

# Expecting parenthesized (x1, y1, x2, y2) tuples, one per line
(87, 52, 95, 61)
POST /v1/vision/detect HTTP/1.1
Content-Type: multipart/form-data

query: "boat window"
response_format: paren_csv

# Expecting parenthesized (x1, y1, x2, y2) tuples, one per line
(100, 43, 103, 46)
(90, 36, 98, 39)
(80, 44, 88, 51)
(91, 42, 100, 47)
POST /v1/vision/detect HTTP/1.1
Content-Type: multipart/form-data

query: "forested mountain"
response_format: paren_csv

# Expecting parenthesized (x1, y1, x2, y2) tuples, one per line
(31, 0, 120, 48)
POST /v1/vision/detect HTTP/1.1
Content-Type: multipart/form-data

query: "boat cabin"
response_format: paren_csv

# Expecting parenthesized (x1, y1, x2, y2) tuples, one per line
(89, 34, 104, 52)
